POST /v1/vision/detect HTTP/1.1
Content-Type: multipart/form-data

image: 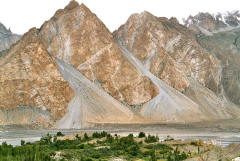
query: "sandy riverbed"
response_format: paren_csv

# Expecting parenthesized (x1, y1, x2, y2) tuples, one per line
(1, 119, 240, 146)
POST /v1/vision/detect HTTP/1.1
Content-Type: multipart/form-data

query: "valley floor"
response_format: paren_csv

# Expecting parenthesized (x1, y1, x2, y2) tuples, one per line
(1, 130, 240, 161)
(1, 119, 240, 147)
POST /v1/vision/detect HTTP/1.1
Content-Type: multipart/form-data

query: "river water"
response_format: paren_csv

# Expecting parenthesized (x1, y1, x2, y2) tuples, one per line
(1, 127, 240, 147)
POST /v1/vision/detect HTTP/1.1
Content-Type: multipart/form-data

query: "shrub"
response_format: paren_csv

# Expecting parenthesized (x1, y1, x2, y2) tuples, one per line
(84, 133, 89, 140)
(190, 141, 198, 146)
(145, 135, 159, 143)
(150, 150, 157, 161)
(164, 135, 174, 141)
(127, 144, 140, 156)
(56, 131, 65, 137)
(92, 153, 100, 159)
(40, 133, 52, 145)
(78, 144, 84, 149)
(76, 134, 81, 140)
(53, 135, 57, 143)
(20, 140, 25, 146)
(106, 134, 114, 143)
(92, 132, 106, 138)
(138, 132, 146, 138)
(92, 131, 108, 138)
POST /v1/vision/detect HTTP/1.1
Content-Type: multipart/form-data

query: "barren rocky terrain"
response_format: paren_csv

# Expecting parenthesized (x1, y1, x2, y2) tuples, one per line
(0, 0, 240, 132)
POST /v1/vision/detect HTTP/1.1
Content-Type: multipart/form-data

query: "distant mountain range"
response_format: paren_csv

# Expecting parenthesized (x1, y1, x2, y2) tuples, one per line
(0, 0, 239, 129)
(0, 22, 21, 55)
(184, 10, 240, 35)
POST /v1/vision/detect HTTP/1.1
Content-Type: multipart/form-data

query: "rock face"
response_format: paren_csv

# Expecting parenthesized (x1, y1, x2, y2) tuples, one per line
(39, 1, 158, 106)
(185, 11, 240, 106)
(1, 1, 240, 128)
(197, 27, 240, 106)
(118, 43, 206, 123)
(184, 11, 240, 35)
(0, 28, 74, 126)
(0, 22, 21, 54)
(114, 11, 240, 121)
(0, 0, 158, 128)
(55, 59, 144, 129)
(114, 11, 220, 94)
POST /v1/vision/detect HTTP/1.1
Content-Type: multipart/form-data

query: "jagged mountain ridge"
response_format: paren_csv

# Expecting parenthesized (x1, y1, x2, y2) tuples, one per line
(0, 22, 21, 54)
(38, 1, 209, 125)
(114, 11, 240, 121)
(184, 11, 240, 107)
(39, 1, 158, 106)
(0, 0, 240, 128)
(184, 10, 240, 35)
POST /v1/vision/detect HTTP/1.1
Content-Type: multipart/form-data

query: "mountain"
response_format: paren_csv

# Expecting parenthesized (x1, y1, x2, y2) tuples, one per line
(114, 11, 240, 120)
(0, 22, 21, 54)
(184, 11, 240, 35)
(186, 11, 240, 106)
(0, 1, 240, 128)
(0, 28, 74, 127)
(38, 1, 207, 125)
(39, 1, 158, 106)
(0, 1, 152, 128)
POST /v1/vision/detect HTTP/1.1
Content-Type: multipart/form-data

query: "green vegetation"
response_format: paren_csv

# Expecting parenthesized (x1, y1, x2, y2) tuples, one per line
(144, 134, 159, 143)
(0, 131, 206, 161)
(164, 135, 174, 141)
(56, 132, 65, 137)
(138, 132, 146, 138)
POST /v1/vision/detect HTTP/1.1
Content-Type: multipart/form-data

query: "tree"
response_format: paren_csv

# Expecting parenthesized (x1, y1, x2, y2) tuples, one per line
(145, 135, 159, 143)
(21, 140, 25, 146)
(150, 149, 157, 161)
(56, 131, 65, 137)
(138, 132, 146, 138)
(53, 135, 57, 143)
(84, 133, 89, 140)
(76, 134, 81, 140)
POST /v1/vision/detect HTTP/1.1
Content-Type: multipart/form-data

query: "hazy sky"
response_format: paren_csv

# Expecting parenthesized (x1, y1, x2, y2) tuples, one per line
(0, 0, 239, 34)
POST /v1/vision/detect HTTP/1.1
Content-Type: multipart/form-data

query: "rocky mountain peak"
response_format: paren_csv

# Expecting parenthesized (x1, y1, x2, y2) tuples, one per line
(126, 11, 158, 25)
(0, 22, 10, 34)
(169, 17, 179, 24)
(64, 0, 79, 10)
(184, 10, 240, 35)
(114, 10, 240, 123)
(114, 10, 220, 93)
(0, 22, 21, 54)
(1, 2, 240, 128)
(220, 10, 240, 27)
(52, 1, 91, 20)
(39, 2, 158, 106)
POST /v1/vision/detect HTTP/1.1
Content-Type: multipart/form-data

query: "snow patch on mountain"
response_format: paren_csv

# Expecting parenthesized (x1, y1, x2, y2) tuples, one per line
(184, 10, 240, 35)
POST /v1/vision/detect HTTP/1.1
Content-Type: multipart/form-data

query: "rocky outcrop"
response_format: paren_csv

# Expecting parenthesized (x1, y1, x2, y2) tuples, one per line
(1, 1, 240, 128)
(55, 59, 144, 129)
(39, 1, 158, 106)
(114, 11, 240, 121)
(37, 1, 216, 125)
(0, 28, 74, 126)
(0, 1, 158, 128)
(185, 11, 240, 106)
(114, 11, 220, 93)
(0, 22, 21, 54)
(118, 43, 206, 123)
